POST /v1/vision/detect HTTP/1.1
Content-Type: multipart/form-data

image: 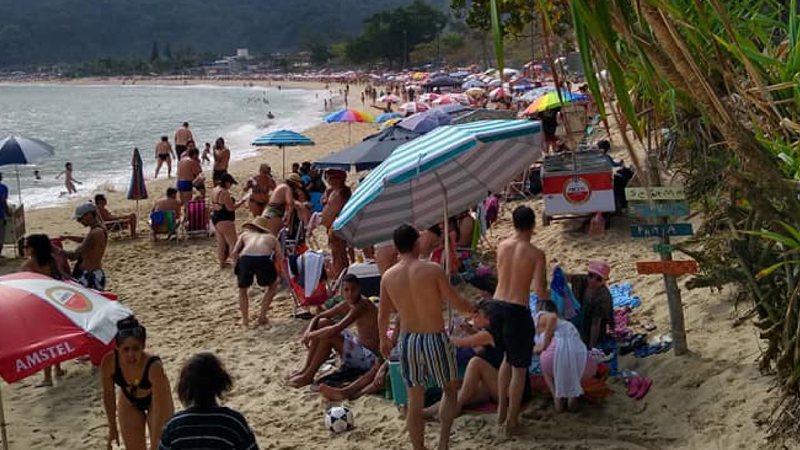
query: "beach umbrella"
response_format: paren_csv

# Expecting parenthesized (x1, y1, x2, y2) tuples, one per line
(252, 130, 315, 177)
(377, 94, 401, 104)
(489, 87, 511, 101)
(399, 102, 428, 114)
(380, 118, 403, 129)
(313, 126, 421, 172)
(0, 136, 55, 205)
(333, 119, 543, 248)
(522, 90, 588, 115)
(465, 87, 487, 97)
(0, 272, 132, 450)
(487, 79, 502, 88)
(431, 95, 456, 106)
(127, 148, 148, 218)
(462, 79, 486, 89)
(397, 109, 452, 134)
(520, 86, 558, 103)
(324, 108, 376, 143)
(419, 93, 440, 103)
(376, 112, 403, 123)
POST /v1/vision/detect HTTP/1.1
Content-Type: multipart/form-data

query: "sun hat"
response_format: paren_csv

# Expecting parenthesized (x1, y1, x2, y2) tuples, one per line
(72, 203, 97, 220)
(286, 173, 303, 185)
(587, 260, 611, 280)
(243, 216, 271, 233)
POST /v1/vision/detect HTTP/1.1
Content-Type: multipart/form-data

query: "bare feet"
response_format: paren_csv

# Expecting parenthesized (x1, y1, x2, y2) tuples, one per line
(503, 422, 524, 437)
(554, 398, 565, 413)
(567, 397, 579, 412)
(257, 316, 269, 326)
(55, 367, 66, 377)
(496, 406, 507, 425)
(319, 384, 347, 401)
(35, 380, 53, 388)
(288, 375, 314, 388)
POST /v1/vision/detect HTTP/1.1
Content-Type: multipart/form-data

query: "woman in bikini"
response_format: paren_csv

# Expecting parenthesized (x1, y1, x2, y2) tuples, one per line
(101, 316, 174, 450)
(211, 173, 246, 268)
(244, 163, 276, 217)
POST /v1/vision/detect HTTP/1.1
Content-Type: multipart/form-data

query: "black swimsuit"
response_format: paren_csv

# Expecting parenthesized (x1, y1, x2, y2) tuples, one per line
(113, 350, 160, 413)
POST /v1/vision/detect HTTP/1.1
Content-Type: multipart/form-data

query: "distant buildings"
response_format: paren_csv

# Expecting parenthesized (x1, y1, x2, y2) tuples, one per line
(204, 48, 254, 75)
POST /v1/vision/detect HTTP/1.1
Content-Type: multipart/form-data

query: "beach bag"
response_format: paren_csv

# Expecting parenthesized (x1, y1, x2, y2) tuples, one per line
(550, 267, 580, 320)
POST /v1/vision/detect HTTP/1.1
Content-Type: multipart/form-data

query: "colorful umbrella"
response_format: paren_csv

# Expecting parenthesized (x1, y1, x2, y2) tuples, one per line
(376, 112, 403, 123)
(0, 136, 55, 205)
(399, 102, 429, 114)
(489, 87, 511, 101)
(462, 79, 486, 89)
(252, 130, 315, 176)
(432, 95, 456, 106)
(0, 272, 132, 449)
(522, 91, 588, 115)
(377, 94, 401, 104)
(380, 118, 403, 129)
(419, 93, 440, 103)
(465, 87, 487, 97)
(324, 108, 375, 144)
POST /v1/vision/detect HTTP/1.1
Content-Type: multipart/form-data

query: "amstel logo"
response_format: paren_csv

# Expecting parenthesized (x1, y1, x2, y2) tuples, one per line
(45, 286, 93, 313)
(563, 177, 592, 205)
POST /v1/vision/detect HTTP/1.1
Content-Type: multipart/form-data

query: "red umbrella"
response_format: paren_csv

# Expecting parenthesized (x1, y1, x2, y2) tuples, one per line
(0, 272, 131, 449)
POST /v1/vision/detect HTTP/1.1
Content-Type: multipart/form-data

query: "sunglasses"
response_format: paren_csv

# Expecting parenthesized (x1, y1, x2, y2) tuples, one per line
(587, 272, 604, 282)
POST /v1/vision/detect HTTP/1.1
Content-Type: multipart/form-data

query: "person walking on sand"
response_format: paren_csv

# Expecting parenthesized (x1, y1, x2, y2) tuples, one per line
(231, 217, 282, 328)
(211, 173, 246, 268)
(62, 203, 108, 290)
(243, 164, 276, 217)
(154, 136, 175, 179)
(491, 205, 547, 436)
(56, 162, 81, 194)
(379, 224, 476, 450)
(101, 316, 174, 450)
(174, 122, 193, 160)
(176, 147, 203, 205)
(212, 137, 231, 186)
(321, 170, 351, 279)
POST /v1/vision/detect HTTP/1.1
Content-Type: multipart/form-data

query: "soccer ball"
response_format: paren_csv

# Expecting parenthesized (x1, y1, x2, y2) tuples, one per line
(324, 405, 354, 433)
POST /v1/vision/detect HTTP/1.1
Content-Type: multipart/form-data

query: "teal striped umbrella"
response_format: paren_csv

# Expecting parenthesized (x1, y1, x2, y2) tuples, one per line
(333, 120, 543, 247)
(252, 130, 314, 177)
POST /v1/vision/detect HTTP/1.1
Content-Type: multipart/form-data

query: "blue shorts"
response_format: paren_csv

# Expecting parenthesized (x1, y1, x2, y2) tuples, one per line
(176, 180, 193, 192)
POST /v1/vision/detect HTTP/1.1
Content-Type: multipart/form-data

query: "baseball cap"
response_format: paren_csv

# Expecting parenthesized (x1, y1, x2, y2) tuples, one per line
(72, 203, 97, 220)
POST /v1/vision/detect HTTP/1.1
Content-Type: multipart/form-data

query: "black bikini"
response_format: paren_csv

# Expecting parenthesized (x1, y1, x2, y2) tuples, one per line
(113, 350, 160, 413)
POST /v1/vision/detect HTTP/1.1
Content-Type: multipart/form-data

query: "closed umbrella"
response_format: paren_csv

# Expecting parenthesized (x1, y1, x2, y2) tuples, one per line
(252, 130, 315, 177)
(0, 272, 132, 450)
(127, 148, 148, 218)
(0, 136, 55, 205)
(333, 119, 543, 247)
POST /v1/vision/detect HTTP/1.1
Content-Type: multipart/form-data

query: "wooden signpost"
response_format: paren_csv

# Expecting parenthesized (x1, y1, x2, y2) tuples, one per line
(629, 184, 694, 356)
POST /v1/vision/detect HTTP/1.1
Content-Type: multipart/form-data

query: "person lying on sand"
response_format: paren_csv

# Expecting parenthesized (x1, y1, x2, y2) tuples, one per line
(288, 275, 379, 388)
(231, 217, 282, 328)
(95, 194, 137, 238)
(319, 360, 389, 402)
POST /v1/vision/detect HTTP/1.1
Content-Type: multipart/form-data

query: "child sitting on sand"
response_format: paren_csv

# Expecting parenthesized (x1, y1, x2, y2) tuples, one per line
(230, 217, 282, 328)
(56, 162, 81, 194)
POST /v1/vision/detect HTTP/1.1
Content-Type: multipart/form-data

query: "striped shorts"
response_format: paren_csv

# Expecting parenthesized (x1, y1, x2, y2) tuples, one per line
(398, 331, 457, 388)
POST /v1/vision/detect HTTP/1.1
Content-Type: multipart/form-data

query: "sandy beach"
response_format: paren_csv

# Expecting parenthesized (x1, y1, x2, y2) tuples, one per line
(0, 116, 778, 449)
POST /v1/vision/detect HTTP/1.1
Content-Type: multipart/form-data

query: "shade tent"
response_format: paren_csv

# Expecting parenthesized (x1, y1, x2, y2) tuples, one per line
(313, 126, 421, 172)
(333, 120, 543, 247)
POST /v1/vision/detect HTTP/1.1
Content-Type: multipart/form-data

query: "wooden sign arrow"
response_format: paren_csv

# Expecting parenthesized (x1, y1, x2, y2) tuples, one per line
(630, 201, 690, 218)
(652, 243, 675, 254)
(636, 260, 698, 276)
(626, 186, 686, 201)
(630, 223, 693, 238)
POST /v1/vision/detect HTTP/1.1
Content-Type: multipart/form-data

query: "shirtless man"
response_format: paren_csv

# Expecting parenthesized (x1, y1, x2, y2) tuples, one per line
(289, 275, 379, 388)
(262, 173, 301, 235)
(380, 224, 476, 450)
(231, 216, 282, 327)
(154, 136, 175, 179)
(176, 147, 203, 205)
(94, 194, 136, 238)
(174, 122, 193, 160)
(152, 188, 182, 220)
(186, 141, 206, 197)
(243, 164, 276, 217)
(62, 203, 108, 290)
(321, 170, 351, 278)
(491, 205, 547, 435)
(212, 137, 230, 186)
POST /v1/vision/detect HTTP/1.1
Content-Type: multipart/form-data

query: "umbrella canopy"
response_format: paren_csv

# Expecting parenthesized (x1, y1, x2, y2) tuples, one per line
(377, 94, 401, 104)
(423, 76, 462, 89)
(127, 148, 148, 201)
(313, 126, 421, 172)
(0, 136, 56, 205)
(432, 95, 457, 106)
(489, 87, 511, 101)
(419, 93, 440, 103)
(522, 91, 588, 115)
(252, 130, 315, 176)
(376, 112, 403, 123)
(323, 108, 375, 124)
(520, 86, 558, 103)
(465, 87, 487, 97)
(333, 120, 543, 247)
(397, 109, 451, 134)
(462, 79, 486, 89)
(0, 272, 132, 382)
(400, 102, 429, 114)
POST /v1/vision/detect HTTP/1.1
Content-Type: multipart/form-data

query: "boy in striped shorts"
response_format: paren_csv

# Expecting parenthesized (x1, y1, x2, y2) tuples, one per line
(379, 224, 476, 450)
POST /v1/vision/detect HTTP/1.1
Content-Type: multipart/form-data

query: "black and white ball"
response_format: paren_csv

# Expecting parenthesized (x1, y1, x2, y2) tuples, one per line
(324, 405, 354, 433)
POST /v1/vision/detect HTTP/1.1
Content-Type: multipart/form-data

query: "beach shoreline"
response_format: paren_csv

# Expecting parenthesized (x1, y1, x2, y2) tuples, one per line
(0, 76, 333, 91)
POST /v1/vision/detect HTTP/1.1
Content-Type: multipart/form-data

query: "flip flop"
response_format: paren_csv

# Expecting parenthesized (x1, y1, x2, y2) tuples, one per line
(635, 378, 653, 400)
(627, 377, 641, 397)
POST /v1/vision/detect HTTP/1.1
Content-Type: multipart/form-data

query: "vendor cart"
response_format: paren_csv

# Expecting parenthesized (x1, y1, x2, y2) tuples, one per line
(541, 150, 615, 225)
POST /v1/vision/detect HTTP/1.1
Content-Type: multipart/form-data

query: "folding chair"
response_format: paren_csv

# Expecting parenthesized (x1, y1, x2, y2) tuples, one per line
(181, 199, 212, 239)
(149, 210, 178, 241)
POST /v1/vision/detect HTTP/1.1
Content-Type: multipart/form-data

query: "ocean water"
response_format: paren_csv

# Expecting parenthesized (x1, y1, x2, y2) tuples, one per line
(0, 84, 327, 208)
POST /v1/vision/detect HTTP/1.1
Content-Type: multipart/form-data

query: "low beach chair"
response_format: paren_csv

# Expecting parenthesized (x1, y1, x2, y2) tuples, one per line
(181, 199, 212, 239)
(149, 210, 178, 241)
(285, 250, 330, 317)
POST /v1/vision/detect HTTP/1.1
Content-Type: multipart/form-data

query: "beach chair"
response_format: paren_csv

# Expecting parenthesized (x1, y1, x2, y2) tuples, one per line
(285, 250, 330, 316)
(149, 210, 178, 241)
(104, 218, 134, 240)
(181, 199, 212, 239)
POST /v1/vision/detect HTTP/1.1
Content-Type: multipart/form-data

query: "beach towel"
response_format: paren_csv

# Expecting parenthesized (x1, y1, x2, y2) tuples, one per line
(610, 283, 641, 309)
(551, 267, 580, 320)
(302, 251, 325, 297)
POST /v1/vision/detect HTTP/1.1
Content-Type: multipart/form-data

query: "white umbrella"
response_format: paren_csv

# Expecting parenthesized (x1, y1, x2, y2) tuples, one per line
(0, 136, 56, 205)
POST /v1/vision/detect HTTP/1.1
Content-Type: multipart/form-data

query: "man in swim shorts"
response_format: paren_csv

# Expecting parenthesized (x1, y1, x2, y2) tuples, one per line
(491, 205, 547, 436)
(231, 217, 282, 328)
(321, 170, 351, 278)
(379, 224, 476, 450)
(154, 136, 175, 179)
(176, 147, 203, 205)
(174, 122, 193, 160)
(289, 275, 380, 388)
(62, 203, 109, 291)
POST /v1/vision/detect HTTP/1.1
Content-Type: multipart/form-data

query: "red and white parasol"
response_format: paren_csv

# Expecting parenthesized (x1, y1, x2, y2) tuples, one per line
(399, 101, 429, 114)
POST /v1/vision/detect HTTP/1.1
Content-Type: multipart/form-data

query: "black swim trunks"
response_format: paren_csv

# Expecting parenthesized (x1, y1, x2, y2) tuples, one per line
(212, 170, 227, 185)
(175, 144, 187, 159)
(488, 300, 534, 368)
(157, 153, 169, 162)
(234, 255, 277, 288)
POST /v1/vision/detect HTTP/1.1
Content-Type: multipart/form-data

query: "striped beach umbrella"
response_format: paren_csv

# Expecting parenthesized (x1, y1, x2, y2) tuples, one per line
(333, 119, 543, 247)
(522, 91, 588, 115)
(252, 130, 315, 177)
(0, 136, 55, 205)
(323, 108, 375, 143)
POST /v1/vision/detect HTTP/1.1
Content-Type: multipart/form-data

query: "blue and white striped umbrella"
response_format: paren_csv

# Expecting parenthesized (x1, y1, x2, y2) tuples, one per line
(252, 130, 314, 177)
(0, 136, 56, 205)
(333, 120, 543, 247)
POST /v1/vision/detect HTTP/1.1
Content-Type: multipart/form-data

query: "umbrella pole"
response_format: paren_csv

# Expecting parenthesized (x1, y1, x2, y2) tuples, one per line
(282, 145, 286, 179)
(436, 173, 454, 333)
(14, 167, 21, 207)
(0, 384, 9, 450)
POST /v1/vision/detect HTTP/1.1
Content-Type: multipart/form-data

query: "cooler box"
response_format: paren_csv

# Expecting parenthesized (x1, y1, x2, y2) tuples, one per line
(542, 150, 615, 224)
(389, 361, 408, 405)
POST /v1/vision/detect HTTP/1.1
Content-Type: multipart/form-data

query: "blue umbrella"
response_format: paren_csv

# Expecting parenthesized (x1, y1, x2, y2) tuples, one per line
(376, 112, 403, 123)
(252, 130, 315, 177)
(313, 126, 421, 172)
(397, 109, 451, 134)
(462, 79, 486, 89)
(0, 136, 55, 205)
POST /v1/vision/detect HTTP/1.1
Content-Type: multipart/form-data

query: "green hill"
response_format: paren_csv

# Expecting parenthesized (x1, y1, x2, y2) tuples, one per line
(0, 0, 447, 66)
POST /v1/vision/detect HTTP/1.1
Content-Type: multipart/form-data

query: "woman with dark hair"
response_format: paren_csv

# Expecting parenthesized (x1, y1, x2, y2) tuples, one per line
(22, 234, 70, 387)
(159, 353, 259, 449)
(101, 317, 174, 450)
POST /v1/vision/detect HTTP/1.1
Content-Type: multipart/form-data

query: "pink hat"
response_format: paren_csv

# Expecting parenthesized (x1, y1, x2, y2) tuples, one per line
(588, 261, 611, 280)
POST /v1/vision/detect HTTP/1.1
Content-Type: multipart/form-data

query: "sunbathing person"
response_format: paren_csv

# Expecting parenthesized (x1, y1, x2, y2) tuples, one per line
(423, 301, 531, 420)
(95, 194, 137, 238)
(534, 298, 597, 412)
(289, 275, 379, 388)
(319, 360, 390, 402)
(231, 217, 282, 328)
